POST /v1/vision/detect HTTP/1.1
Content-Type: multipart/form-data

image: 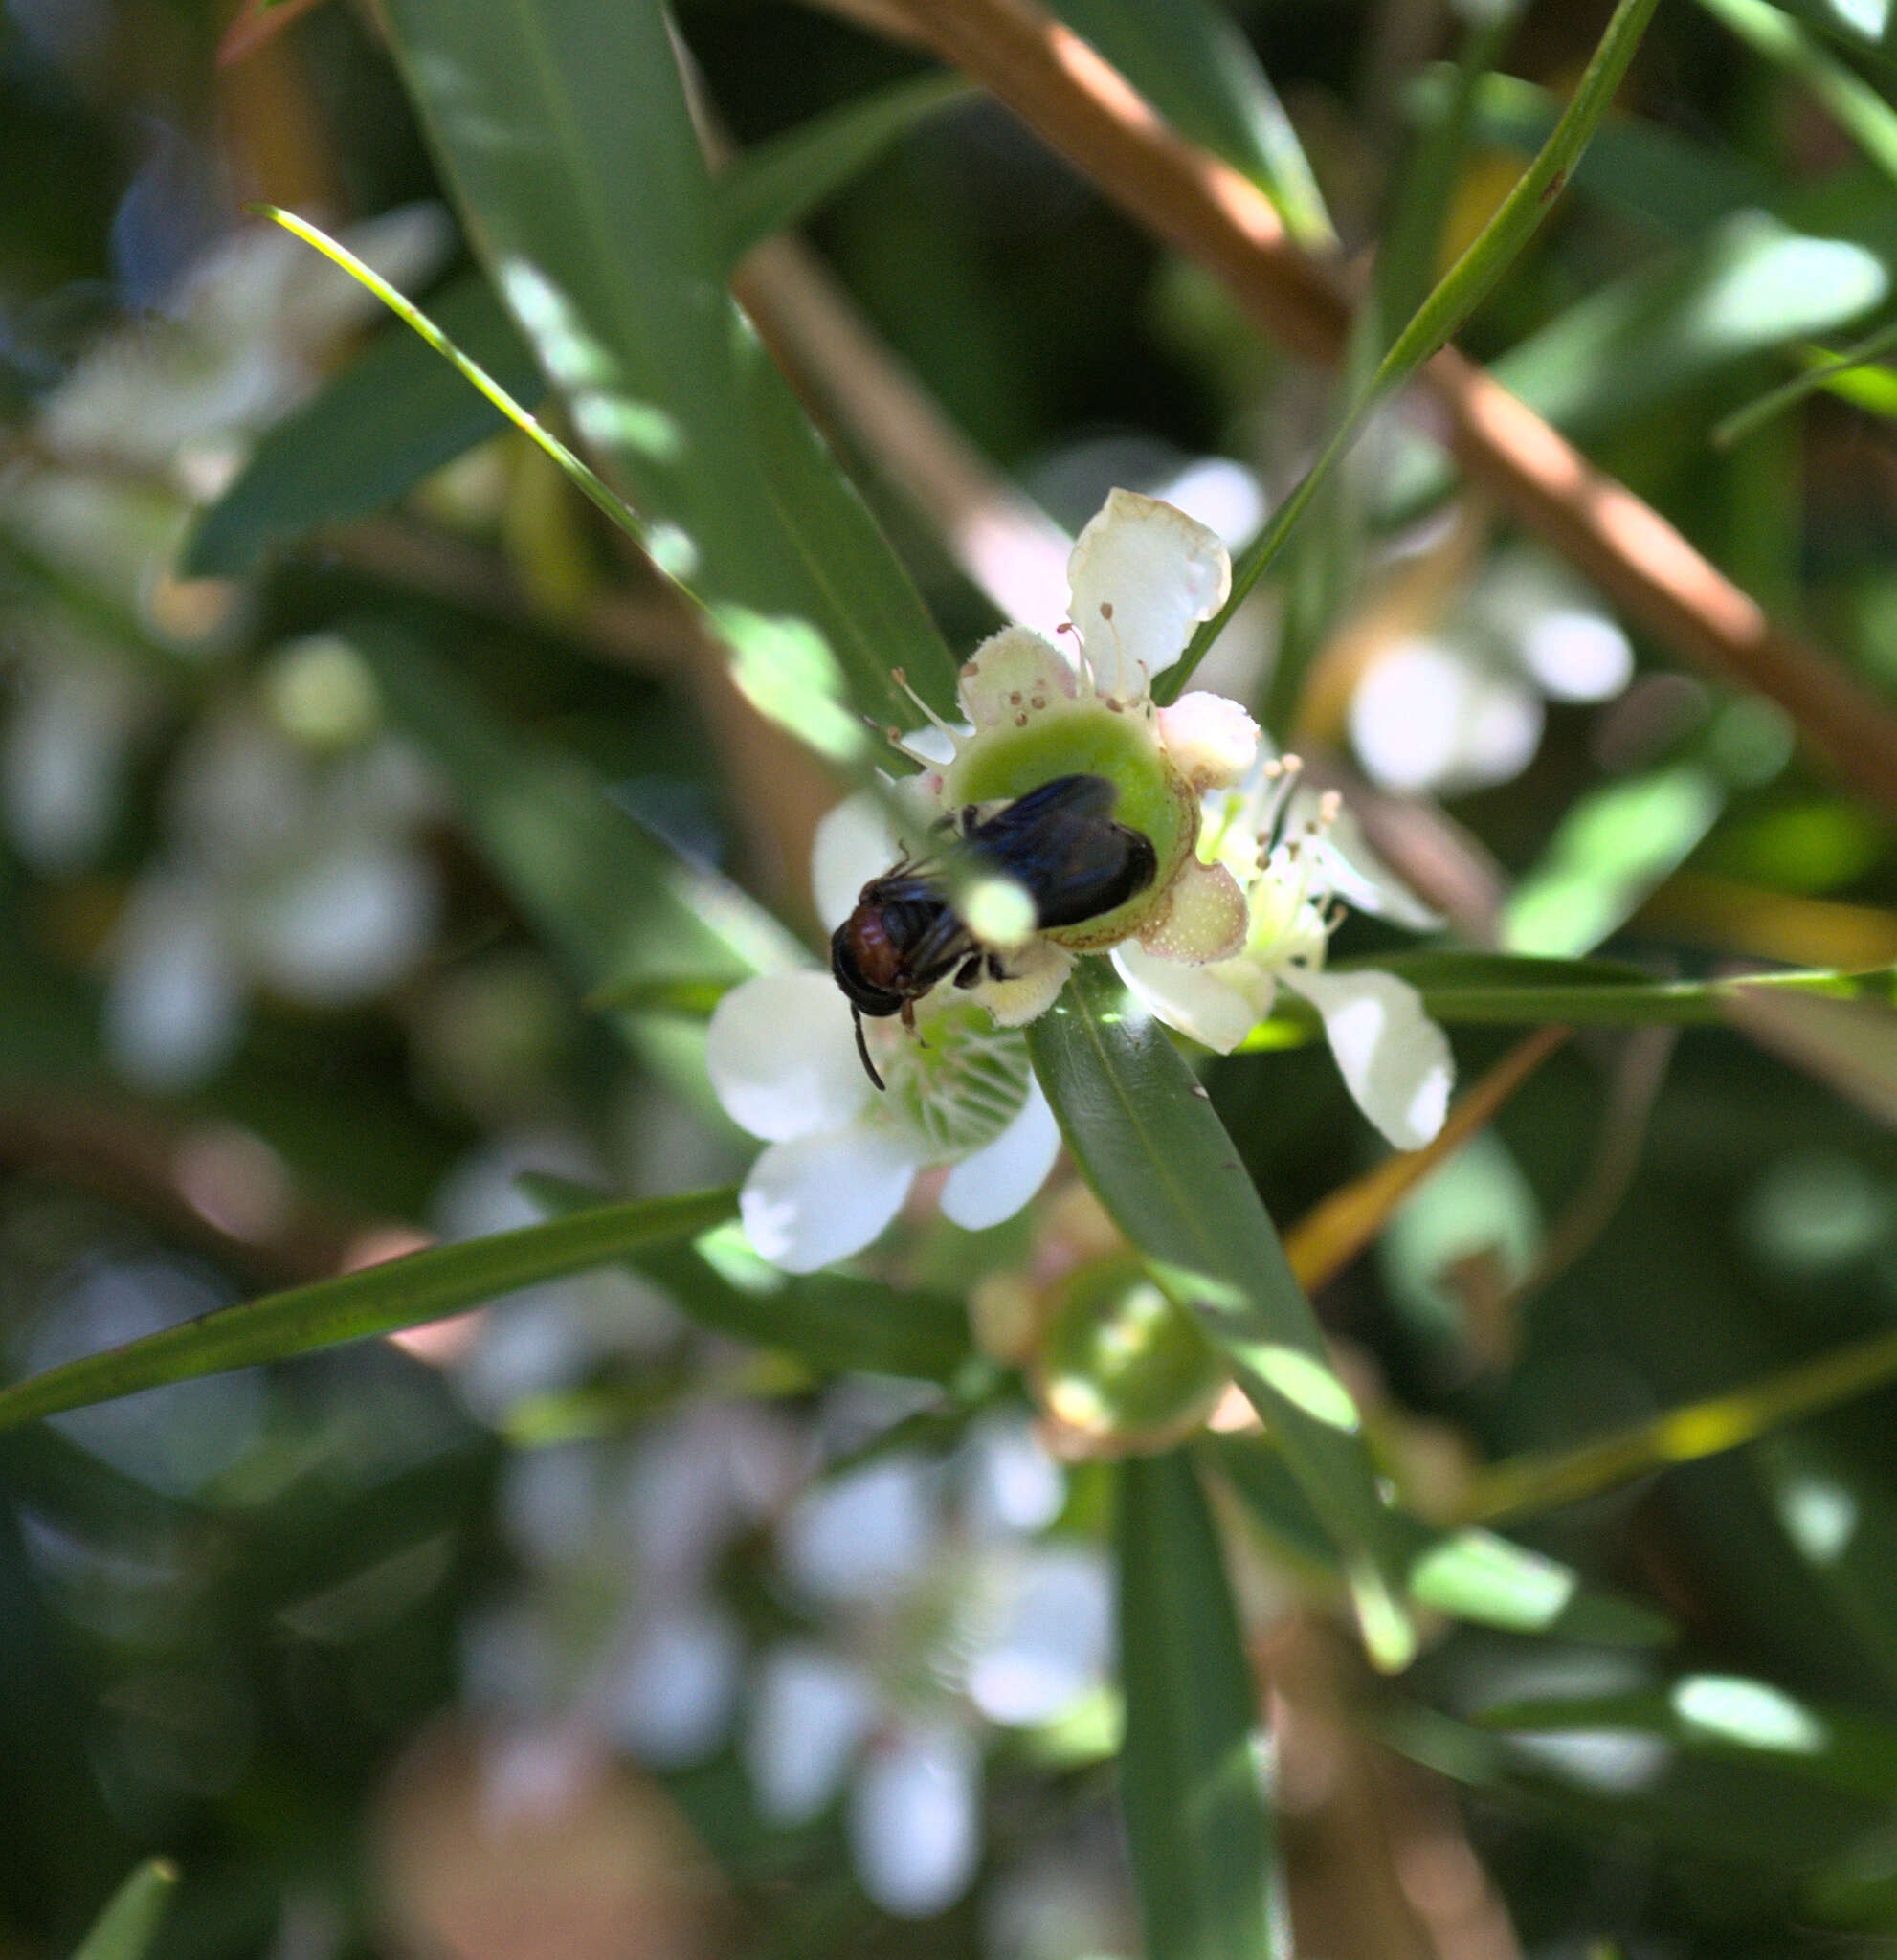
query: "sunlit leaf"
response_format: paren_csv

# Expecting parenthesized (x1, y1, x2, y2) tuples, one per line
(1209, 1437, 1672, 1645)
(71, 1862, 178, 1960)
(1502, 767, 1727, 958)
(1029, 961, 1417, 1668)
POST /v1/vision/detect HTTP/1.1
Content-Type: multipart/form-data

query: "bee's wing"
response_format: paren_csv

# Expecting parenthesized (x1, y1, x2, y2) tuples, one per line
(966, 774, 1154, 929)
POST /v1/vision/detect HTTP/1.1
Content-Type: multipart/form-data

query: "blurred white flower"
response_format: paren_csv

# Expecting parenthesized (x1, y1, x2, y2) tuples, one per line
(1115, 751, 1454, 1150)
(1350, 546, 1632, 797)
(745, 1423, 1112, 1919)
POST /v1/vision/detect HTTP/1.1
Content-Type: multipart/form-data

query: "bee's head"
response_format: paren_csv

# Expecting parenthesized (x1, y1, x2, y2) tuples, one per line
(830, 903, 911, 1018)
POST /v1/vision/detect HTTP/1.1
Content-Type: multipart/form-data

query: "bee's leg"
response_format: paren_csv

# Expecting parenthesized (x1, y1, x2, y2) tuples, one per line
(854, 1003, 893, 1097)
(953, 954, 984, 989)
(900, 998, 929, 1048)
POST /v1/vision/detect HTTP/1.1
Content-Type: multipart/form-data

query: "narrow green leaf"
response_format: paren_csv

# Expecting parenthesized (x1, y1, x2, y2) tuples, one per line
(71, 1861, 178, 1960)
(0, 1188, 734, 1431)
(1750, 0, 1897, 67)
(1029, 961, 1417, 1667)
(1465, 1317, 1897, 1524)
(1209, 1436, 1672, 1646)
(1118, 1453, 1284, 1960)
(1476, 1675, 1897, 1802)
(184, 269, 538, 575)
(1047, 0, 1332, 246)
(1161, 0, 1664, 702)
(716, 73, 976, 265)
(1698, 0, 1897, 182)
(1430, 66, 1777, 237)
(253, 209, 652, 549)
(379, 0, 959, 725)
(1492, 213, 1887, 446)
(1237, 952, 1897, 1047)
(1715, 318, 1897, 446)
(520, 1175, 972, 1382)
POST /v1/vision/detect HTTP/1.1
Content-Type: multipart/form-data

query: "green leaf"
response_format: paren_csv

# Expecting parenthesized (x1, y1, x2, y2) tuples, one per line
(520, 1175, 973, 1382)
(715, 73, 977, 264)
(1431, 66, 1777, 237)
(1046, 0, 1332, 246)
(71, 1861, 178, 1960)
(1117, 1453, 1285, 1960)
(1028, 961, 1417, 1668)
(1698, 0, 1897, 175)
(1492, 213, 1888, 446)
(1209, 1436, 1672, 1646)
(1750, 0, 1897, 67)
(378, 0, 958, 727)
(0, 1186, 734, 1431)
(184, 269, 538, 576)
(1162, 0, 1664, 701)
(1501, 766, 1727, 958)
(1475, 1675, 1897, 1803)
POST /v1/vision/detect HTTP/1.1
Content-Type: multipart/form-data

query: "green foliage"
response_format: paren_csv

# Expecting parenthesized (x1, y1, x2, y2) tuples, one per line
(7, 0, 1897, 1954)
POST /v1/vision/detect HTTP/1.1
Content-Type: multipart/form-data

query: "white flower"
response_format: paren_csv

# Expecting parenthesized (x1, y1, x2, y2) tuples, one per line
(879, 489, 1263, 1027)
(707, 801, 1063, 1274)
(744, 1425, 1112, 1919)
(1115, 752, 1455, 1151)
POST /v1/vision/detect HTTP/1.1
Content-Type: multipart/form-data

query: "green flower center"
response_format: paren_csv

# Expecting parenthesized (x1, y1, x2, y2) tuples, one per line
(876, 999, 1033, 1162)
(942, 700, 1195, 947)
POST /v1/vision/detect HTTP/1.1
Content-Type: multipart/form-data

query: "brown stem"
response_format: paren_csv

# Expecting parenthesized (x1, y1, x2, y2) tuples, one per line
(874, 0, 1897, 813)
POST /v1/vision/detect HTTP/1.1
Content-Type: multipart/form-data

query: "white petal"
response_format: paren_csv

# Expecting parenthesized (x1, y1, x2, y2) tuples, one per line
(780, 1455, 938, 1604)
(1113, 943, 1264, 1054)
(740, 1126, 919, 1272)
(940, 1080, 1061, 1230)
(1350, 638, 1542, 795)
(1066, 490, 1230, 689)
(1283, 968, 1453, 1150)
(1136, 857, 1248, 963)
(603, 1603, 741, 1767)
(956, 626, 1077, 728)
(1155, 691, 1260, 791)
(967, 1546, 1113, 1726)
(707, 970, 870, 1143)
(745, 1644, 878, 1825)
(848, 1723, 983, 1918)
(812, 792, 903, 934)
(972, 939, 1074, 1027)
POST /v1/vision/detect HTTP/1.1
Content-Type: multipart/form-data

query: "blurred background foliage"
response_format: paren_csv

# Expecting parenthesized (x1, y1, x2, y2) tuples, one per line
(10, 0, 1897, 1956)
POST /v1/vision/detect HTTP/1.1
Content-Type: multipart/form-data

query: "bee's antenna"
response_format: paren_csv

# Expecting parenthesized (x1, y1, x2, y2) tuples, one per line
(853, 1003, 886, 1092)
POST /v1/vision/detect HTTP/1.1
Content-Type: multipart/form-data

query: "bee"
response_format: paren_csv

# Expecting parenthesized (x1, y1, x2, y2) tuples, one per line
(831, 772, 1156, 1089)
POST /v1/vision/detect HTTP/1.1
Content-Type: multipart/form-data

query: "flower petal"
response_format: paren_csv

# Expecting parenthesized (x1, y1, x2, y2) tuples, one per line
(1136, 857, 1247, 963)
(1113, 942, 1265, 1054)
(1067, 490, 1231, 689)
(1156, 691, 1260, 791)
(1283, 967, 1453, 1150)
(956, 625, 1077, 728)
(939, 1078, 1061, 1230)
(848, 1722, 983, 1919)
(740, 1125, 920, 1272)
(707, 970, 870, 1143)
(811, 792, 901, 935)
(745, 1643, 878, 1825)
(972, 939, 1074, 1027)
